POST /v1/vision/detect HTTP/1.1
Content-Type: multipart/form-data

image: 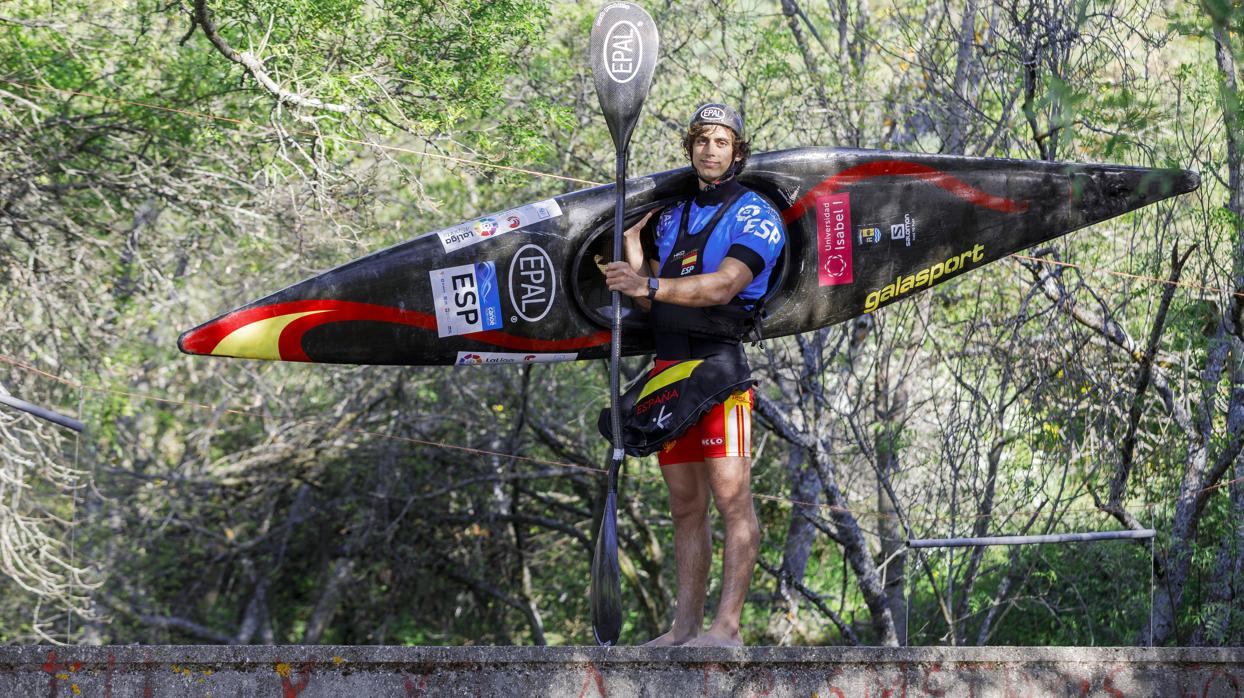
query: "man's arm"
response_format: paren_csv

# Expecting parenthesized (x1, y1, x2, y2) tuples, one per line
(605, 257, 753, 308)
(622, 210, 658, 274)
(620, 209, 660, 311)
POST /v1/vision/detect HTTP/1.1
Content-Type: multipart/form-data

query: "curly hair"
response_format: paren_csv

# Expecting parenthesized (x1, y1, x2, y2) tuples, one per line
(681, 123, 751, 175)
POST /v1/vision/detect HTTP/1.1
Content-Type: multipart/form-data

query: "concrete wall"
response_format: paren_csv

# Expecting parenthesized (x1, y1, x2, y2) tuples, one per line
(0, 645, 1241, 697)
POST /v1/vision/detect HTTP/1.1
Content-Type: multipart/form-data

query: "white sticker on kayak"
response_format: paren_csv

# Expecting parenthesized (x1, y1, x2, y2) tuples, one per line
(438, 198, 564, 253)
(455, 351, 577, 365)
(430, 262, 503, 338)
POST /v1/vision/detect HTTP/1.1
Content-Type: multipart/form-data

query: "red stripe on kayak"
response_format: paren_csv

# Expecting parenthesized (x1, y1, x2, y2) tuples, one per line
(781, 160, 1029, 224)
(180, 299, 610, 361)
(178, 300, 362, 356)
(275, 301, 440, 361)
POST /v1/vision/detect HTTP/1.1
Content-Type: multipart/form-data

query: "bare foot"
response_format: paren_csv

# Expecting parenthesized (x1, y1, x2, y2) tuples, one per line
(682, 630, 743, 647)
(642, 629, 697, 647)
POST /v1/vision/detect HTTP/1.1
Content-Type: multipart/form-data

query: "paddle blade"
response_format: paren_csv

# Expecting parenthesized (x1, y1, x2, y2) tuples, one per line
(590, 490, 623, 645)
(590, 2, 660, 154)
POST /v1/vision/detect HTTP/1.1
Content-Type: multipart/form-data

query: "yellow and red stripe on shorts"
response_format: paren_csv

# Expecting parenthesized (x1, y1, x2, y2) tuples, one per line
(657, 387, 754, 466)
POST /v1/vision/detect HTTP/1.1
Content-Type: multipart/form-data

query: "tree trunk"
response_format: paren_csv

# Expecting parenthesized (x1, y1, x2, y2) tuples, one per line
(768, 446, 820, 644)
(302, 558, 355, 644)
(814, 455, 899, 646)
(875, 419, 907, 644)
(946, 0, 977, 154)
(780, 0, 831, 111)
(1155, 10, 1244, 646)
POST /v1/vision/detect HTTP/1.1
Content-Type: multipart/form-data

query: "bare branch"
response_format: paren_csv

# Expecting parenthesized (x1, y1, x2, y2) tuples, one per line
(1112, 244, 1196, 509)
(192, 0, 357, 114)
(757, 557, 859, 645)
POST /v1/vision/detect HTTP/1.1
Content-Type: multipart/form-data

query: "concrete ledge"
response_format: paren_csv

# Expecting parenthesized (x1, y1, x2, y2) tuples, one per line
(1, 645, 1242, 697)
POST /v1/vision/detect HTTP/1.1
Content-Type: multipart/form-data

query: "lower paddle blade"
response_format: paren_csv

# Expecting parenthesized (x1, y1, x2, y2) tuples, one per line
(590, 490, 622, 645)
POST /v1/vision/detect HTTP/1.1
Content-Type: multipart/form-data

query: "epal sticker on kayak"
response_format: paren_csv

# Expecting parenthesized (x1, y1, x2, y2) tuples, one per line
(456, 351, 577, 365)
(507, 244, 556, 323)
(439, 199, 563, 253)
(430, 262, 503, 338)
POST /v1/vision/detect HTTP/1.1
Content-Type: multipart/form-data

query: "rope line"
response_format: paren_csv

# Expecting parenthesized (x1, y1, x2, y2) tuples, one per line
(1008, 253, 1244, 300)
(0, 79, 604, 187)
(3, 353, 1242, 523)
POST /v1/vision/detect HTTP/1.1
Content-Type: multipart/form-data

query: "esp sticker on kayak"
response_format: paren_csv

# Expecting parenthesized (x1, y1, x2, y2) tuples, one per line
(430, 262, 503, 338)
(438, 199, 564, 253)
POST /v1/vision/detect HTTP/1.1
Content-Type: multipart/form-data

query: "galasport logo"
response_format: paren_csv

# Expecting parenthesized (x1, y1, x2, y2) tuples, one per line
(864, 244, 985, 313)
(603, 19, 643, 84)
(508, 244, 556, 322)
(635, 387, 679, 416)
(699, 106, 725, 121)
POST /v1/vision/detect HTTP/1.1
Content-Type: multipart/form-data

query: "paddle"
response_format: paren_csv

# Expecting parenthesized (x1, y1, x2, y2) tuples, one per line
(588, 1, 659, 646)
(0, 387, 84, 433)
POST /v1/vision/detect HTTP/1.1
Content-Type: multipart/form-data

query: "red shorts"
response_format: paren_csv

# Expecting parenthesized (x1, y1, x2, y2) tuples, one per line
(653, 360, 754, 466)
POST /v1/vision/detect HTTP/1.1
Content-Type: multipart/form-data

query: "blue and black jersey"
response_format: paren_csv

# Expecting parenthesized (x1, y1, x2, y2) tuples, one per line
(640, 180, 786, 359)
(641, 181, 784, 304)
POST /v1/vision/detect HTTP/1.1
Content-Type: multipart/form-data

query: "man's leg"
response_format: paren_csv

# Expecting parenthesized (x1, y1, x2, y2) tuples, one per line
(685, 454, 758, 647)
(643, 460, 711, 646)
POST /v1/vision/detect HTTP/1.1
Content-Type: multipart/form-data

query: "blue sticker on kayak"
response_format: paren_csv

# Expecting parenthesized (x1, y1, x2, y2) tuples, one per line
(430, 261, 503, 338)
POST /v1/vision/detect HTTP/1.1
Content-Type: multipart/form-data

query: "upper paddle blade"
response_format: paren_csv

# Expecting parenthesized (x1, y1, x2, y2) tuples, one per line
(590, 490, 623, 645)
(590, 2, 659, 154)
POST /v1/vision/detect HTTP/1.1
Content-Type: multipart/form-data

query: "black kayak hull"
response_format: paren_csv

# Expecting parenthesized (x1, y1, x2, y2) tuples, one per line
(179, 147, 1198, 366)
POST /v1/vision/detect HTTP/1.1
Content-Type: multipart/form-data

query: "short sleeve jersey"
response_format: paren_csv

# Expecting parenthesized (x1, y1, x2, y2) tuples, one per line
(641, 186, 785, 302)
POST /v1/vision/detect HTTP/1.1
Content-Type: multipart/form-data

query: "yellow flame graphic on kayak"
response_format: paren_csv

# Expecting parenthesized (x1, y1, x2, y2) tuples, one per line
(211, 311, 332, 360)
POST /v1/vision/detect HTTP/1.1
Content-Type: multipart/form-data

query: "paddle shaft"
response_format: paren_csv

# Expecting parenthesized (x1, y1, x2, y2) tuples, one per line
(607, 152, 625, 491)
(0, 393, 84, 432)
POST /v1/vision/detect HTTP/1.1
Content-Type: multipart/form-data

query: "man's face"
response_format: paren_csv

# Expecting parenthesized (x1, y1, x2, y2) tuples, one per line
(690, 125, 738, 182)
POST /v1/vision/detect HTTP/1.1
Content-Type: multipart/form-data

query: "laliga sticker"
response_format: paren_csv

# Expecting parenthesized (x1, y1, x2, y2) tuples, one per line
(437, 198, 564, 253)
(456, 352, 577, 365)
(474, 218, 498, 237)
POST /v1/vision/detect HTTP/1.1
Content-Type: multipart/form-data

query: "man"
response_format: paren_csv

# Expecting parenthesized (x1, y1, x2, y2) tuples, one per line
(604, 103, 785, 647)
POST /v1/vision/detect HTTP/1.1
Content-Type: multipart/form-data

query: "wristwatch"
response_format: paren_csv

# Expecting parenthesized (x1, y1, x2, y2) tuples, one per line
(647, 276, 659, 300)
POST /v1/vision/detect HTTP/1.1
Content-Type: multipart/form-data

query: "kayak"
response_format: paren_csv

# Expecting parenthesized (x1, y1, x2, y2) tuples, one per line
(178, 147, 1199, 366)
